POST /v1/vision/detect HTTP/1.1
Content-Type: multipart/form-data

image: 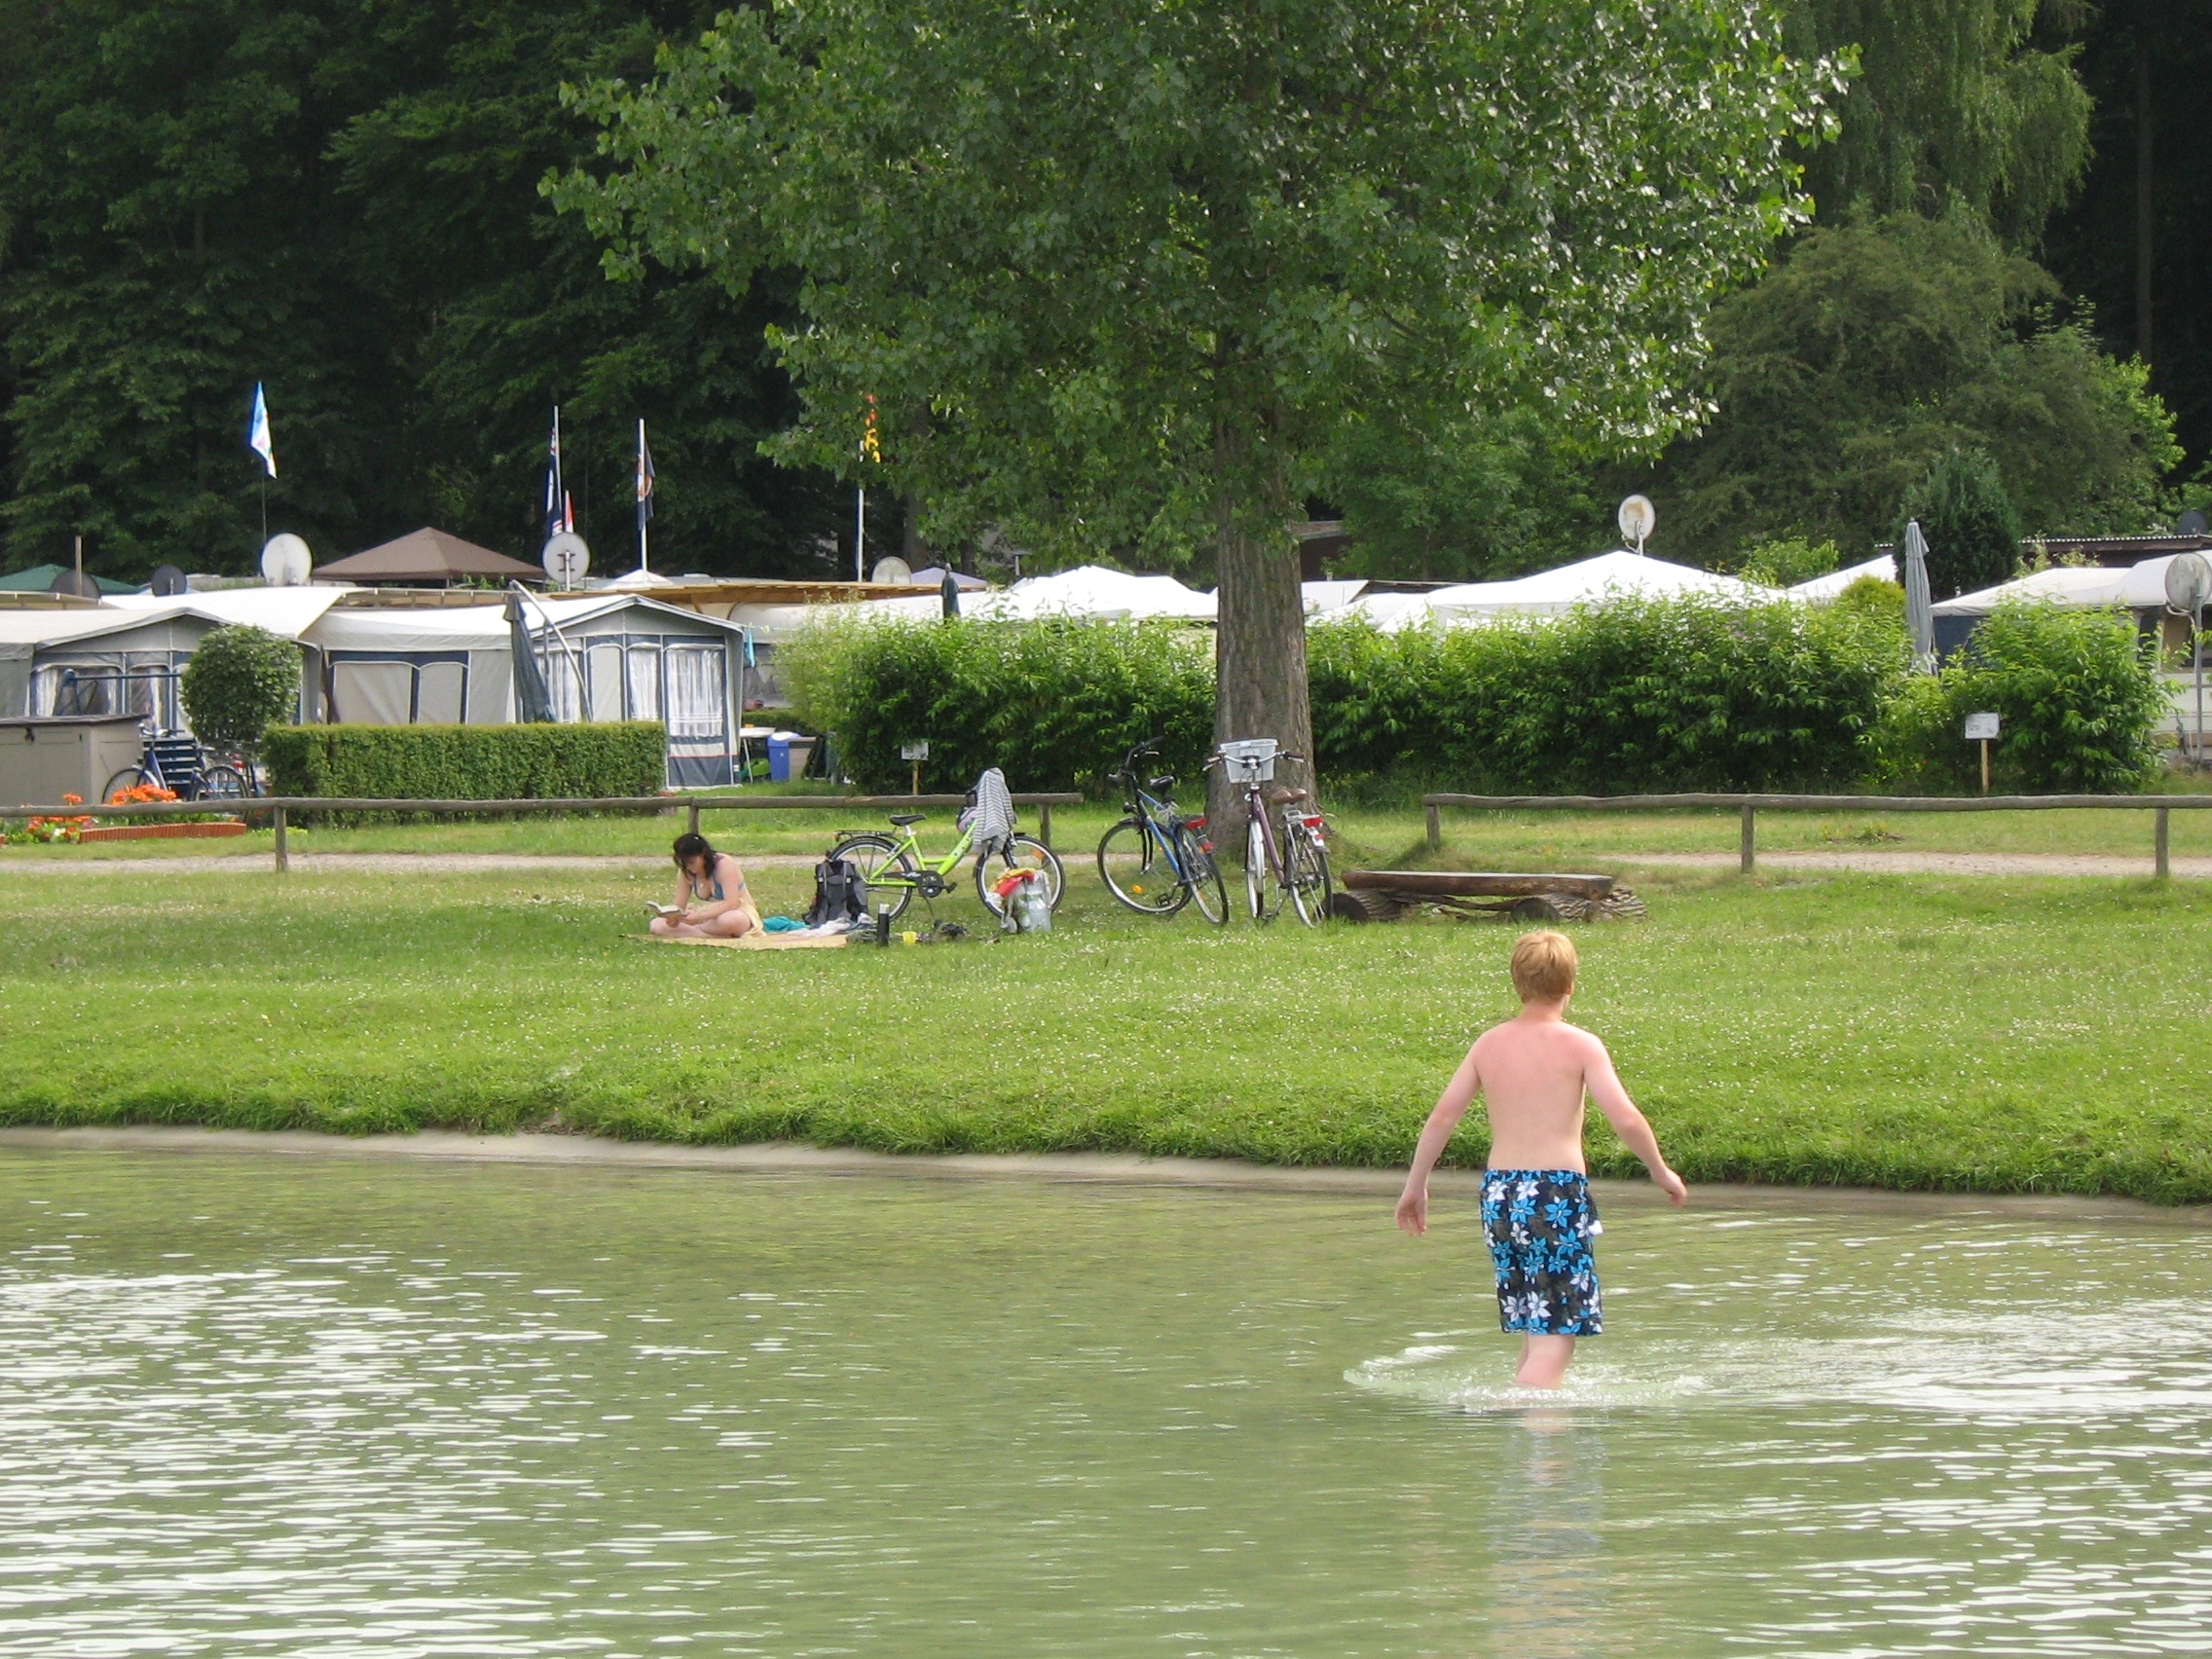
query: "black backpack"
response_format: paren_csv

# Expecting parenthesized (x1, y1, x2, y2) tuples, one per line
(805, 855, 870, 925)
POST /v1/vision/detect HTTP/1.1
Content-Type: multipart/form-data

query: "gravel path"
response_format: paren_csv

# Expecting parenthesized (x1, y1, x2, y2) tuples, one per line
(2, 849, 2206, 877)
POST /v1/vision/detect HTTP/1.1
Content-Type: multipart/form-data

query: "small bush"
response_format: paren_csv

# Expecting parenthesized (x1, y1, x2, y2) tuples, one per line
(265, 722, 667, 809)
(1829, 575, 1907, 627)
(782, 617, 1213, 793)
(1737, 536, 1840, 588)
(1898, 448, 2020, 600)
(181, 625, 301, 754)
(1875, 600, 2165, 792)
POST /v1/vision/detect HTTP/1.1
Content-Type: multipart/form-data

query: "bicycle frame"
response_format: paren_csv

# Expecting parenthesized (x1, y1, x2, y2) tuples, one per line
(846, 820, 977, 889)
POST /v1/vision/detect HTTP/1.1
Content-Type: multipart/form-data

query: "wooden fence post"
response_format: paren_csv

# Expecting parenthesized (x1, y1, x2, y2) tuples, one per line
(687, 798, 701, 837)
(1039, 801, 1053, 852)
(2156, 805, 2171, 878)
(1740, 802, 1755, 874)
(1426, 801, 1441, 851)
(274, 806, 288, 874)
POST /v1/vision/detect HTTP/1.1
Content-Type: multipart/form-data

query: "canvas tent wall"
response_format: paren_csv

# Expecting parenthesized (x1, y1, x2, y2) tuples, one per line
(300, 594, 750, 786)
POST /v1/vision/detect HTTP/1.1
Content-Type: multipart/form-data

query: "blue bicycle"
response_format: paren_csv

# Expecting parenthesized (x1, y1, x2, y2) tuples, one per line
(1094, 738, 1228, 924)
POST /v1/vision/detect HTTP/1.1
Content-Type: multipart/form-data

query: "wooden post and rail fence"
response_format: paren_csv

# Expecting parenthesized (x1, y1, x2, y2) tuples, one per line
(1420, 793, 2212, 879)
(1, 793, 1083, 874)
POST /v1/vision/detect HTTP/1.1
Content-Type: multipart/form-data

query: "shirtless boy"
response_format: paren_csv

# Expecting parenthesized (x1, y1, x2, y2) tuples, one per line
(1395, 930, 1687, 1389)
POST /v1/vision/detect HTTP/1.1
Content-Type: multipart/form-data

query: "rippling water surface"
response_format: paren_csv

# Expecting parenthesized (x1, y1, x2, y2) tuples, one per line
(3, 1149, 2209, 1657)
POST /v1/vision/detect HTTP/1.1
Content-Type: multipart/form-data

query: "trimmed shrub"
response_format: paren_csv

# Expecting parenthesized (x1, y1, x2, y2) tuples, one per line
(782, 617, 1213, 793)
(265, 722, 667, 806)
(1309, 597, 1901, 792)
(1875, 600, 2166, 793)
(180, 625, 301, 755)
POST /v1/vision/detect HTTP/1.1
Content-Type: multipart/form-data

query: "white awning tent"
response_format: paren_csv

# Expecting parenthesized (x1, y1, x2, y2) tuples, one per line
(0, 589, 754, 787)
(1425, 551, 1771, 623)
(1789, 554, 1899, 602)
(967, 565, 1217, 621)
(1930, 565, 2132, 618)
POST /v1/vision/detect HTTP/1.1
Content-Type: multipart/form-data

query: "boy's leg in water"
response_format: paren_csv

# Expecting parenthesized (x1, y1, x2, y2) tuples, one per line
(1515, 1335, 1575, 1389)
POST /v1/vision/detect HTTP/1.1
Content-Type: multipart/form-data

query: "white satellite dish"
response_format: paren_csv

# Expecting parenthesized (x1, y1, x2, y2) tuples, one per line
(541, 532, 591, 588)
(2166, 552, 2211, 614)
(260, 533, 312, 586)
(870, 555, 914, 585)
(1617, 495, 1656, 554)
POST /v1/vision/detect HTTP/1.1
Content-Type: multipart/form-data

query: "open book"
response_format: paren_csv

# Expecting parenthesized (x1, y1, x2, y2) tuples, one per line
(644, 903, 685, 919)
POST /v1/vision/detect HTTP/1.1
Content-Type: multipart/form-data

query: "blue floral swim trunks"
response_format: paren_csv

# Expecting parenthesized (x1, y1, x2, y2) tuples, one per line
(1481, 1168, 1603, 1337)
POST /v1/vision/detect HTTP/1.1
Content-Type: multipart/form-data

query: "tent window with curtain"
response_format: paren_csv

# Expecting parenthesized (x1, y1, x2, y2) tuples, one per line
(625, 646, 663, 722)
(328, 652, 470, 724)
(586, 644, 624, 722)
(663, 646, 727, 787)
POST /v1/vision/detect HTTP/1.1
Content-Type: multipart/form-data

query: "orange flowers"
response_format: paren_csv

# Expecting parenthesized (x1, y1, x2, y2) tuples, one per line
(106, 783, 179, 807)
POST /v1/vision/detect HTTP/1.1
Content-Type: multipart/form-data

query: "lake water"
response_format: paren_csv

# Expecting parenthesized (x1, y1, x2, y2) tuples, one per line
(3, 1148, 2209, 1657)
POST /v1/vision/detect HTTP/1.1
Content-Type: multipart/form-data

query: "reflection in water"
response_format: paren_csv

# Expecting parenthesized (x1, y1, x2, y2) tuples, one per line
(1, 1152, 2209, 1657)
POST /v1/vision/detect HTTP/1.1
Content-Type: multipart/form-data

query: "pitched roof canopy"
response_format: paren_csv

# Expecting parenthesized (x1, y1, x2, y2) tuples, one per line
(314, 528, 544, 584)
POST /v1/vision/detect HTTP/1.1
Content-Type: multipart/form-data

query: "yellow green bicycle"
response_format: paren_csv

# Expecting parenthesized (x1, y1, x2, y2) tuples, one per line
(830, 810, 1065, 923)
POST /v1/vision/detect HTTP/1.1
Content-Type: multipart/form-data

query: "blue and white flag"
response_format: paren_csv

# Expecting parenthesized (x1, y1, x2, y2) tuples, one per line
(246, 383, 276, 478)
(544, 407, 566, 536)
(636, 421, 655, 528)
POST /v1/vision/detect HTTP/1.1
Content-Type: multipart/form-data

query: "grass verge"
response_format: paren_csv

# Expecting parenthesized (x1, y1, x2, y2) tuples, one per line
(3, 859, 2208, 1202)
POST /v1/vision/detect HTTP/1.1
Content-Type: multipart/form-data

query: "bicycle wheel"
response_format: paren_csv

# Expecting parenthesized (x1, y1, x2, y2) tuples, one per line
(1284, 817, 1333, 926)
(1177, 825, 1230, 926)
(101, 766, 151, 805)
(1245, 818, 1277, 922)
(976, 834, 1065, 919)
(198, 764, 246, 802)
(1097, 818, 1189, 916)
(832, 833, 919, 922)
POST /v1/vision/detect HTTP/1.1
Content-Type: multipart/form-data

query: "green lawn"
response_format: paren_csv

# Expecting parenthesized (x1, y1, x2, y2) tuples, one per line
(4, 854, 2208, 1202)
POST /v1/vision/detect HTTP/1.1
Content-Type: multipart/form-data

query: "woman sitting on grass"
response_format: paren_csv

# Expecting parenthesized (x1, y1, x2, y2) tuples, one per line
(650, 831, 761, 940)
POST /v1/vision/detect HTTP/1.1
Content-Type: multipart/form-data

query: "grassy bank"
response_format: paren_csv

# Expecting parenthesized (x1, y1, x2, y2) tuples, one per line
(3, 857, 2208, 1202)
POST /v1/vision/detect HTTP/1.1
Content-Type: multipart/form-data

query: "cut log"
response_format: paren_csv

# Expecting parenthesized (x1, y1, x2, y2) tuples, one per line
(1343, 869, 1616, 900)
(1326, 889, 1404, 923)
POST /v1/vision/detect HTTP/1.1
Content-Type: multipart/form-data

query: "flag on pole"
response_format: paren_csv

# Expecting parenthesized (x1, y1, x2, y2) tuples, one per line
(863, 393, 881, 462)
(246, 384, 276, 478)
(562, 491, 575, 535)
(636, 423, 655, 526)
(544, 408, 565, 538)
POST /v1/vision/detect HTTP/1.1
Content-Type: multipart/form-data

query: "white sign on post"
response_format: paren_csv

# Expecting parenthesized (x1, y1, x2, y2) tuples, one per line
(1964, 713, 2001, 741)
(900, 740, 930, 761)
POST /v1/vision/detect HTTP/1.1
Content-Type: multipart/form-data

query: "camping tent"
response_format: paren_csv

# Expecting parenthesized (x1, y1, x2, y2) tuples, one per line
(1426, 551, 1769, 622)
(968, 565, 1217, 621)
(1929, 565, 2130, 655)
(0, 564, 136, 596)
(314, 528, 546, 587)
(301, 593, 751, 785)
(1789, 554, 1898, 602)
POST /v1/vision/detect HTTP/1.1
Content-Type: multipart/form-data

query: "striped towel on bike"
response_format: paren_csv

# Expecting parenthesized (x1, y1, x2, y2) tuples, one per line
(965, 767, 1017, 856)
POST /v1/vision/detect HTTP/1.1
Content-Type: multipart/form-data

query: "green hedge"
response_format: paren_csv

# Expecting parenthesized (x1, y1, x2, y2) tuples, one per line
(265, 722, 668, 804)
(782, 597, 2169, 796)
(1876, 600, 2166, 793)
(782, 617, 1213, 793)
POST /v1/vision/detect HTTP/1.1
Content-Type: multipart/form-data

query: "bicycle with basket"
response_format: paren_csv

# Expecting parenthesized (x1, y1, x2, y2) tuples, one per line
(1094, 737, 1229, 924)
(1209, 737, 1332, 925)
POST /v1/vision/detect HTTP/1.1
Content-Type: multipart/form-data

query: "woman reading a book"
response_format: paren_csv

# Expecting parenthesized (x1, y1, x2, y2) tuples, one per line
(649, 831, 761, 940)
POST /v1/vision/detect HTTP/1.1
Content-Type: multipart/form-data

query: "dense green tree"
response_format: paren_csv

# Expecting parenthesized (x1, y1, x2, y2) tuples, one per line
(1786, 0, 2091, 245)
(1897, 447, 2020, 599)
(0, 0, 847, 583)
(1633, 213, 2178, 567)
(561, 0, 1833, 807)
(180, 623, 302, 755)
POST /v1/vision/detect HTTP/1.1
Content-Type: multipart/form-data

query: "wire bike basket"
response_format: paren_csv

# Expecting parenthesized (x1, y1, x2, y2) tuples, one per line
(1216, 737, 1279, 785)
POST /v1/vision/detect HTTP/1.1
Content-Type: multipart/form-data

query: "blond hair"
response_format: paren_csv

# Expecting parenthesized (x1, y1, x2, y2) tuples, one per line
(1510, 929, 1576, 1002)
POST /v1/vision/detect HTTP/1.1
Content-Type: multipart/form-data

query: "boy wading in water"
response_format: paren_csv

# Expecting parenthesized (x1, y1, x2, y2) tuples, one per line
(1395, 930, 1687, 1389)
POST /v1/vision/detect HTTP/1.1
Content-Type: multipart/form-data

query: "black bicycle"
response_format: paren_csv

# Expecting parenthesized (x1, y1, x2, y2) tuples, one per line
(1095, 738, 1229, 924)
(102, 725, 247, 805)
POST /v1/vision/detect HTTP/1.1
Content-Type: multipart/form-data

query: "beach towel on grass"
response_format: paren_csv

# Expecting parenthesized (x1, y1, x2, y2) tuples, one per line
(645, 931, 849, 950)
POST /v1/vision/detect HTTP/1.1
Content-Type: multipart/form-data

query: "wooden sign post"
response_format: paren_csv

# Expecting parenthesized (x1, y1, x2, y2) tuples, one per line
(901, 739, 929, 796)
(1965, 712, 2000, 793)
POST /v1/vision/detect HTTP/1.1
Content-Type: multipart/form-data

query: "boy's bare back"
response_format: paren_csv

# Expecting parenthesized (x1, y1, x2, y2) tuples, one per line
(1467, 1012, 1622, 1173)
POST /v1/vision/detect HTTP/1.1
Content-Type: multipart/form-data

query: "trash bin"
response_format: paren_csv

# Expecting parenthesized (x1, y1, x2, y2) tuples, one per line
(767, 731, 818, 783)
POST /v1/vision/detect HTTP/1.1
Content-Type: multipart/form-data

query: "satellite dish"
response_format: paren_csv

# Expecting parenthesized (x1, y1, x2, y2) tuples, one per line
(149, 565, 187, 597)
(541, 532, 591, 588)
(2165, 552, 2211, 614)
(1617, 495, 1656, 552)
(2178, 508, 2208, 537)
(870, 556, 914, 585)
(47, 569, 99, 600)
(260, 533, 312, 586)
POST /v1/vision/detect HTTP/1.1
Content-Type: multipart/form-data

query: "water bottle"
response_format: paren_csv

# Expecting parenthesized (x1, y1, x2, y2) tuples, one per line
(1015, 875, 1052, 934)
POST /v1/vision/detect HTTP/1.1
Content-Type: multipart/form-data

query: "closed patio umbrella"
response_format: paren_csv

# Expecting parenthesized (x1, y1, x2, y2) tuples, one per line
(505, 587, 555, 721)
(1902, 519, 1936, 673)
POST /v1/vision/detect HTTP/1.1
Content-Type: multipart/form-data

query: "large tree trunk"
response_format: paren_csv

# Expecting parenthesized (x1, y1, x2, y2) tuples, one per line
(1208, 468, 1314, 857)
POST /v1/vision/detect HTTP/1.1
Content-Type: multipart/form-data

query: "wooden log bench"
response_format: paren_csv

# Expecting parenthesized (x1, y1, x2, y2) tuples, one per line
(1330, 869, 1645, 924)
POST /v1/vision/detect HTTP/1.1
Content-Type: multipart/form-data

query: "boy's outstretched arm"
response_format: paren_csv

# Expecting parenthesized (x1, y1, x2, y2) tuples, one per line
(1580, 1034, 1688, 1205)
(1395, 1049, 1480, 1236)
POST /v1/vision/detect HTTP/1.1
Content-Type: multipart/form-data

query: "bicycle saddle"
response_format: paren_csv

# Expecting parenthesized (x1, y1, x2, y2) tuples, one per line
(888, 812, 927, 827)
(1264, 784, 1314, 806)
(1148, 775, 1176, 793)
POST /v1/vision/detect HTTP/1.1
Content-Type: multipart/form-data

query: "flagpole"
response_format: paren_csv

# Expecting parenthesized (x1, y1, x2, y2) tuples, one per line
(637, 418, 649, 575)
(855, 486, 866, 582)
